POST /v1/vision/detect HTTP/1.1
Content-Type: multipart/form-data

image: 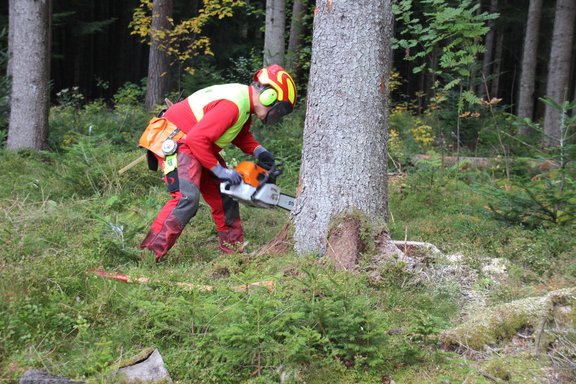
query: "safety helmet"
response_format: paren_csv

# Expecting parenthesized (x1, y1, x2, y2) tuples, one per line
(253, 65, 297, 124)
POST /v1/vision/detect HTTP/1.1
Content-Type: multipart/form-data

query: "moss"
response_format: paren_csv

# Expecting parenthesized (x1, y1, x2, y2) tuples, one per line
(483, 358, 512, 381)
(392, 352, 492, 383)
(481, 353, 550, 384)
(393, 352, 551, 384)
(441, 288, 576, 351)
(108, 347, 156, 371)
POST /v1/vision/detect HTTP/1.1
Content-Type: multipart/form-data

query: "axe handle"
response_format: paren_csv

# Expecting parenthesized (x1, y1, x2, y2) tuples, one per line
(118, 153, 147, 175)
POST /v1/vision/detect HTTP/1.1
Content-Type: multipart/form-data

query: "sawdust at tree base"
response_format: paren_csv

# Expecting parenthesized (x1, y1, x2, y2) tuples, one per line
(326, 216, 364, 271)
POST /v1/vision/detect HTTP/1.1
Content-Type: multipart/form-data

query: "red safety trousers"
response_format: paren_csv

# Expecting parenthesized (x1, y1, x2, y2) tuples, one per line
(140, 144, 243, 261)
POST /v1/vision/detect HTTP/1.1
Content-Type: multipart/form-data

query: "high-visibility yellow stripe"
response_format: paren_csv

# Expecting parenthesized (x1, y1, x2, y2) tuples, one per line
(164, 153, 178, 175)
(186, 84, 251, 148)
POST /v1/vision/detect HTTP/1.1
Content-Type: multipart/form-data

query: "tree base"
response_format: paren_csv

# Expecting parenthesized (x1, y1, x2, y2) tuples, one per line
(253, 222, 294, 256)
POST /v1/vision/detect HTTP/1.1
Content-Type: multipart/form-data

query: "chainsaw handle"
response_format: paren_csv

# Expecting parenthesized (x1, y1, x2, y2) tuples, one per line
(259, 161, 283, 186)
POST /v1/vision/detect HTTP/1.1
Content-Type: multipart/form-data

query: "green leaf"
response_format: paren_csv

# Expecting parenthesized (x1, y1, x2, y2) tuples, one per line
(539, 96, 562, 110)
(443, 78, 462, 91)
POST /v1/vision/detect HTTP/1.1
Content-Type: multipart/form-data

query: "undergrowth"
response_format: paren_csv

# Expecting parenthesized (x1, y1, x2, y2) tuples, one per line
(0, 100, 575, 383)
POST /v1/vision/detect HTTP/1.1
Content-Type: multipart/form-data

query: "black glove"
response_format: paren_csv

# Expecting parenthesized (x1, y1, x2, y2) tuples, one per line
(211, 164, 242, 185)
(254, 146, 275, 171)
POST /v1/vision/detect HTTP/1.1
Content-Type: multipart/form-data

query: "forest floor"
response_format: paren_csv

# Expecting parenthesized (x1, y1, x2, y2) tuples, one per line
(0, 142, 574, 383)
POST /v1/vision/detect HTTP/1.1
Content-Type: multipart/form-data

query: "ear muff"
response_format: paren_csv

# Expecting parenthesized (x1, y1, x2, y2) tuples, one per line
(259, 87, 278, 107)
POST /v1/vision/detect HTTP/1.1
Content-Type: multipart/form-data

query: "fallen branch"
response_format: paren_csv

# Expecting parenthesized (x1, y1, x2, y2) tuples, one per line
(390, 240, 443, 256)
(88, 268, 274, 293)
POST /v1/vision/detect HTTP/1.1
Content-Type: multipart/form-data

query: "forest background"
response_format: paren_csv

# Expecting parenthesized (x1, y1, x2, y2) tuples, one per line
(0, 0, 575, 383)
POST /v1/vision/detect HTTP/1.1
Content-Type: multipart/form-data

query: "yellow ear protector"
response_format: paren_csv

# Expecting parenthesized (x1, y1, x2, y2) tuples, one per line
(259, 87, 278, 107)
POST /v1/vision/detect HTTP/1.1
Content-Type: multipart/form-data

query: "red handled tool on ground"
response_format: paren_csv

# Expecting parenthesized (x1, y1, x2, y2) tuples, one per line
(88, 268, 274, 292)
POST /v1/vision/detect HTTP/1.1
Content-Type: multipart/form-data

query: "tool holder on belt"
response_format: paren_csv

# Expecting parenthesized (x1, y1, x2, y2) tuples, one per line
(138, 117, 186, 171)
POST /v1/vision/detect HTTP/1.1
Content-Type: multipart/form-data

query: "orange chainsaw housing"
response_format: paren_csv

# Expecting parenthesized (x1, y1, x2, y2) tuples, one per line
(234, 161, 267, 187)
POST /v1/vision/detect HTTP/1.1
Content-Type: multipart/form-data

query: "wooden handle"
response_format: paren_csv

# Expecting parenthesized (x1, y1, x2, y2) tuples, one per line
(118, 153, 147, 175)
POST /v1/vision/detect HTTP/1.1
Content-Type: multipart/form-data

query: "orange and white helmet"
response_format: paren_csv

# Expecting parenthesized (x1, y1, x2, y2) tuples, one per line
(253, 65, 297, 124)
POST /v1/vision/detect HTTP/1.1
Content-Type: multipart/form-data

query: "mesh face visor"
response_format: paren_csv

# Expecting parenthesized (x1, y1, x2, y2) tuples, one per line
(263, 101, 293, 125)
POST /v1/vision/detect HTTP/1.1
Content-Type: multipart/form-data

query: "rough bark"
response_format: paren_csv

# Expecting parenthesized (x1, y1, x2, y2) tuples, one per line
(144, 0, 173, 112)
(263, 0, 285, 66)
(293, 0, 392, 258)
(517, 0, 544, 135)
(286, 0, 305, 74)
(7, 0, 51, 150)
(543, 0, 576, 147)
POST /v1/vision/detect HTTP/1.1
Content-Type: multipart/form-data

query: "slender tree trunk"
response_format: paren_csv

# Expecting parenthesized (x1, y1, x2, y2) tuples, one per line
(490, 31, 504, 98)
(418, 66, 425, 114)
(7, 0, 51, 150)
(573, 70, 576, 108)
(7, 0, 14, 79)
(144, 0, 173, 111)
(479, 0, 498, 99)
(543, 0, 576, 147)
(293, 0, 392, 261)
(517, 0, 543, 135)
(517, 0, 544, 135)
(425, 47, 438, 110)
(286, 0, 305, 74)
(263, 0, 285, 66)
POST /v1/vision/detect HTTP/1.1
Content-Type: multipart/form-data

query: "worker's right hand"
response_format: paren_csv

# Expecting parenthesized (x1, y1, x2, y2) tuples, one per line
(254, 145, 276, 170)
(211, 164, 242, 185)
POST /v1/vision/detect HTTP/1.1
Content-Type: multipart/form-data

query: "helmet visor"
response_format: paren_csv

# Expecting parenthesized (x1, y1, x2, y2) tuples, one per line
(263, 101, 293, 125)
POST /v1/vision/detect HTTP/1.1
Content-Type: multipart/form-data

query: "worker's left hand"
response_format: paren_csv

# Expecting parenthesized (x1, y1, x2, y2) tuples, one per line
(212, 164, 242, 185)
(255, 147, 276, 170)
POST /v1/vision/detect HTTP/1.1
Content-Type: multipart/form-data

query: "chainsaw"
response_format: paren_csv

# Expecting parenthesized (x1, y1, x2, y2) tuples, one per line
(219, 161, 296, 211)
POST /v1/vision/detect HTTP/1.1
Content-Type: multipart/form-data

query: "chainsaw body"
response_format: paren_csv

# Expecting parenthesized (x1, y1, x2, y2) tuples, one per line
(219, 161, 295, 211)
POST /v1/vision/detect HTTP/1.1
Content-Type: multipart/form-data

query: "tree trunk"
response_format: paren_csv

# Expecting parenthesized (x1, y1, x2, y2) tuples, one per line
(573, 69, 576, 108)
(425, 47, 438, 110)
(263, 0, 285, 66)
(418, 62, 425, 114)
(7, 0, 14, 79)
(479, 0, 498, 99)
(144, 0, 173, 112)
(517, 0, 543, 135)
(543, 0, 576, 148)
(490, 30, 504, 98)
(286, 0, 305, 74)
(7, 0, 51, 150)
(293, 0, 392, 262)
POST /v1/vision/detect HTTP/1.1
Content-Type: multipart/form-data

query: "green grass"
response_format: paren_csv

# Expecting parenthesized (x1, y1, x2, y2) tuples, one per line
(0, 104, 575, 383)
